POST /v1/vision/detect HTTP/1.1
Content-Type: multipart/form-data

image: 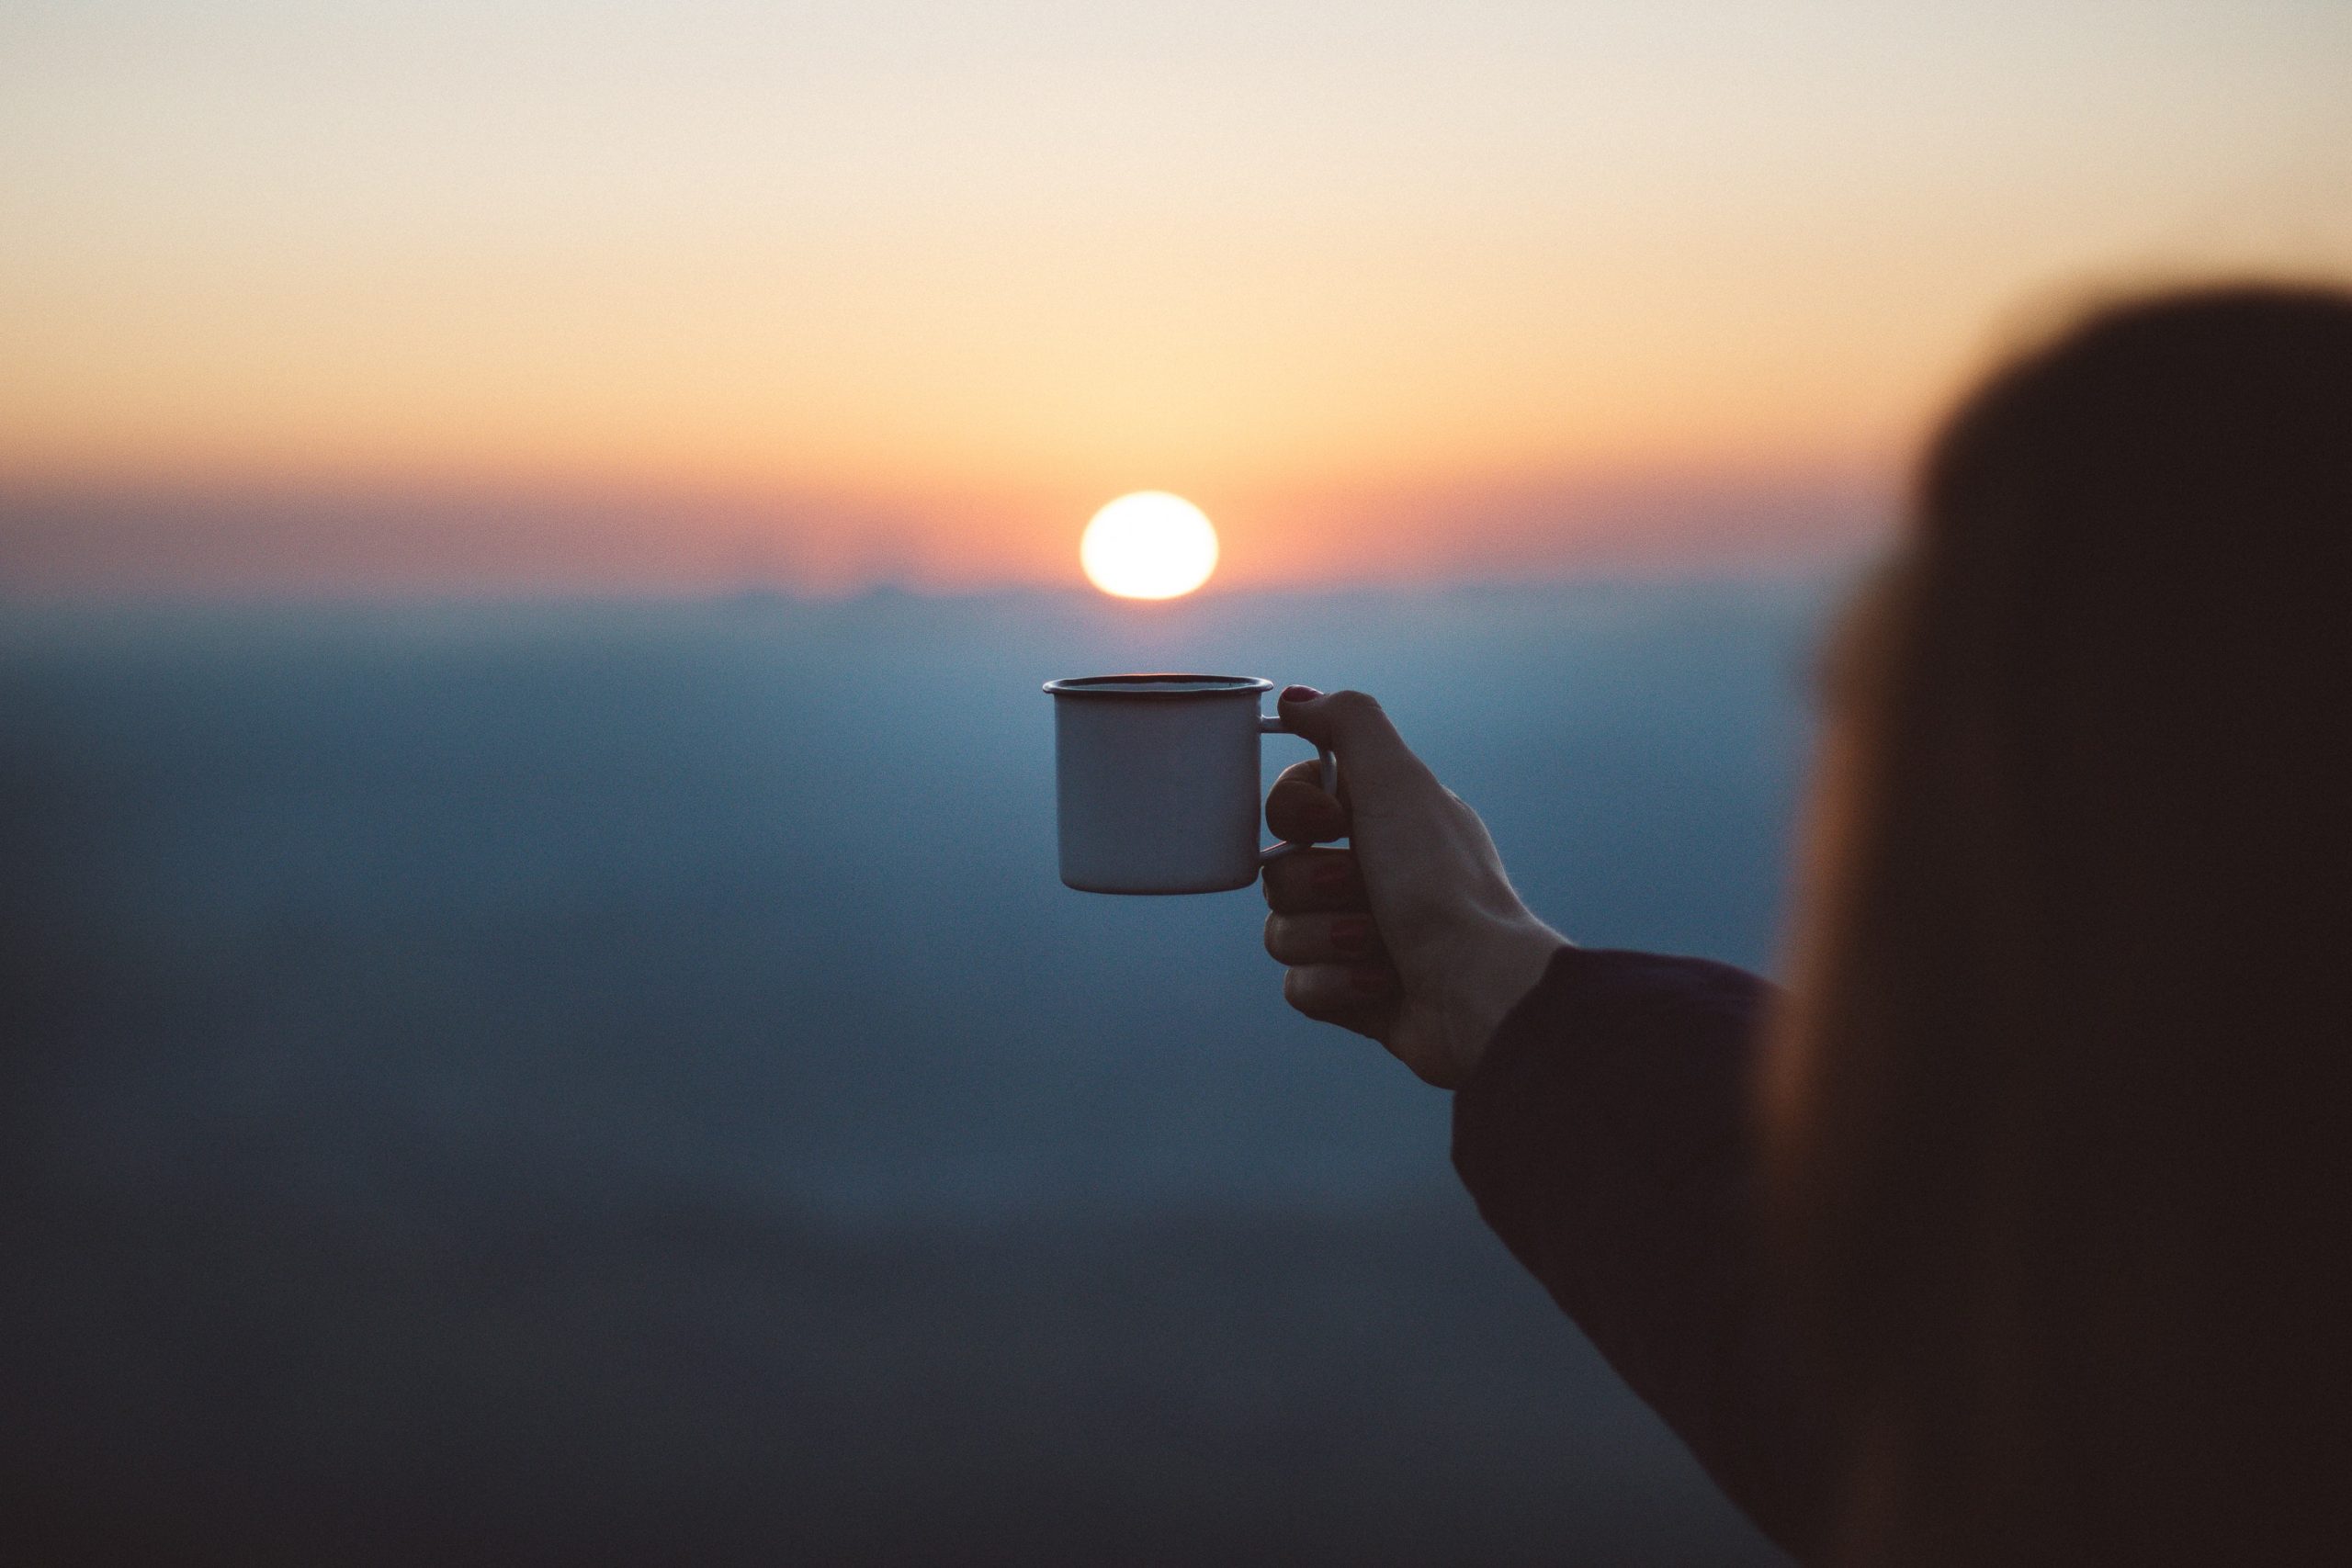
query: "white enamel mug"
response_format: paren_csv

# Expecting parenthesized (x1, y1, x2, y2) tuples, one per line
(1044, 674, 1339, 895)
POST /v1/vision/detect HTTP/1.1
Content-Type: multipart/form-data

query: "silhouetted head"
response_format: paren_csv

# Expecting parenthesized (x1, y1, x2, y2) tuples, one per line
(1768, 284, 2352, 1565)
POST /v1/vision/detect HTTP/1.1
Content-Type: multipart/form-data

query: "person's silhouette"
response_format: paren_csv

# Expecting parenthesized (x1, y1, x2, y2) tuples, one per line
(1259, 284, 2352, 1563)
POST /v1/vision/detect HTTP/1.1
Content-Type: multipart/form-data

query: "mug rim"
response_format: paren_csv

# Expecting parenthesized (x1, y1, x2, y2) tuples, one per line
(1043, 672, 1273, 700)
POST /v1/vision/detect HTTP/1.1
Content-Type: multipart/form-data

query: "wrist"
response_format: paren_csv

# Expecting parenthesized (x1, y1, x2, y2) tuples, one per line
(1442, 916, 1570, 1082)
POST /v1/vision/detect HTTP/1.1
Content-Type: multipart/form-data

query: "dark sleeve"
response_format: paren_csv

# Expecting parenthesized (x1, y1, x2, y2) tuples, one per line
(1451, 946, 1839, 1562)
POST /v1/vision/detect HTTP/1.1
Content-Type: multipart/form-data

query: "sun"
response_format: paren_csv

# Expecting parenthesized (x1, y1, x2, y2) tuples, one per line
(1080, 492, 1219, 600)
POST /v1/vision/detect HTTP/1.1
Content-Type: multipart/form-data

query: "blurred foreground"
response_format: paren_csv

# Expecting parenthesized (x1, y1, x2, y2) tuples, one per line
(0, 581, 1838, 1564)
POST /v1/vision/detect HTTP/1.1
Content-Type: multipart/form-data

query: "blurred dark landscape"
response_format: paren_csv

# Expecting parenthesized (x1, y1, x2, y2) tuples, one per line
(0, 579, 1839, 1565)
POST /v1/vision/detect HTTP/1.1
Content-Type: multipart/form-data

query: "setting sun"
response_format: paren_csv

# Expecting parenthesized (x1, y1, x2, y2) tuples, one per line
(1079, 492, 1219, 600)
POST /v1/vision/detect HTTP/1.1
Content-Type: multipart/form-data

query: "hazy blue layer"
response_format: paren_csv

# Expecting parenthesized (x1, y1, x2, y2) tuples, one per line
(0, 579, 1842, 1563)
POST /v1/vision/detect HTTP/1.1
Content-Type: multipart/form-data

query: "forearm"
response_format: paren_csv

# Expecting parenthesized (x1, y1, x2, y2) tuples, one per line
(1451, 947, 1840, 1561)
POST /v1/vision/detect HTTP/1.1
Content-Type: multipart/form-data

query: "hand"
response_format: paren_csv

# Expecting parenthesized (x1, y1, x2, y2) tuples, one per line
(1261, 686, 1569, 1088)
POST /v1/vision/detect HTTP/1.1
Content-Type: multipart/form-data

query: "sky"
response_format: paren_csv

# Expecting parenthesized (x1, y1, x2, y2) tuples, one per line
(3, 0, 2347, 595)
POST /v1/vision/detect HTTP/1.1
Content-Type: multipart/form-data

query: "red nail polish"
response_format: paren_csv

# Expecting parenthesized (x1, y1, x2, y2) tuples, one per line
(1350, 966, 1392, 994)
(1330, 918, 1372, 953)
(1283, 684, 1319, 704)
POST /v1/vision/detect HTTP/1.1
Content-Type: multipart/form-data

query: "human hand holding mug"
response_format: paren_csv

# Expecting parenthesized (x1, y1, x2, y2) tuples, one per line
(1259, 686, 1567, 1088)
(1044, 673, 1563, 1087)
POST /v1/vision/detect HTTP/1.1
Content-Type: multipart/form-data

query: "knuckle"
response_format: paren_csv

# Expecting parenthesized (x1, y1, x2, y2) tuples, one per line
(1265, 778, 1314, 817)
(1280, 965, 1315, 1010)
(1265, 914, 1323, 964)
(1283, 964, 1347, 1019)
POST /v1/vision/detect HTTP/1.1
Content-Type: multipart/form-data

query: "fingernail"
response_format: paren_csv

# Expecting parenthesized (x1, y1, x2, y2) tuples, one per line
(1330, 918, 1372, 953)
(1282, 684, 1320, 704)
(1311, 860, 1350, 889)
(1349, 966, 1392, 994)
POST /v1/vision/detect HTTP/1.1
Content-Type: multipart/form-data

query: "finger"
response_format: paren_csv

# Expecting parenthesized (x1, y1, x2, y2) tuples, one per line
(1282, 962, 1400, 1039)
(1261, 848, 1366, 913)
(1274, 687, 1432, 807)
(1266, 758, 1349, 845)
(1263, 910, 1385, 966)
(1270, 757, 1345, 808)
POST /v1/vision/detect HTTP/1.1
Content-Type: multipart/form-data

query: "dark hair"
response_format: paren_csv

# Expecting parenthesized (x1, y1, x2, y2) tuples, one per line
(1766, 284, 2352, 1564)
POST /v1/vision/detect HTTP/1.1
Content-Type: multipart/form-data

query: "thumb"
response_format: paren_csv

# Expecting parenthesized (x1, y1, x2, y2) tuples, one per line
(1275, 686, 1435, 807)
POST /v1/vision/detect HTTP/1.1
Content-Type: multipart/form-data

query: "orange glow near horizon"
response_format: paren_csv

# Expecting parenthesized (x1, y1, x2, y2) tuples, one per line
(2, 2, 2347, 596)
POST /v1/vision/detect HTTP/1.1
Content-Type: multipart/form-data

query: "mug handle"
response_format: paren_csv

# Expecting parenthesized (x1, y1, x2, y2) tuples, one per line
(1257, 711, 1340, 865)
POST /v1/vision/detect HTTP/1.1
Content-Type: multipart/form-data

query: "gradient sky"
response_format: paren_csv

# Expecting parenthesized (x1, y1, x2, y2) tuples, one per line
(4, 0, 2347, 593)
